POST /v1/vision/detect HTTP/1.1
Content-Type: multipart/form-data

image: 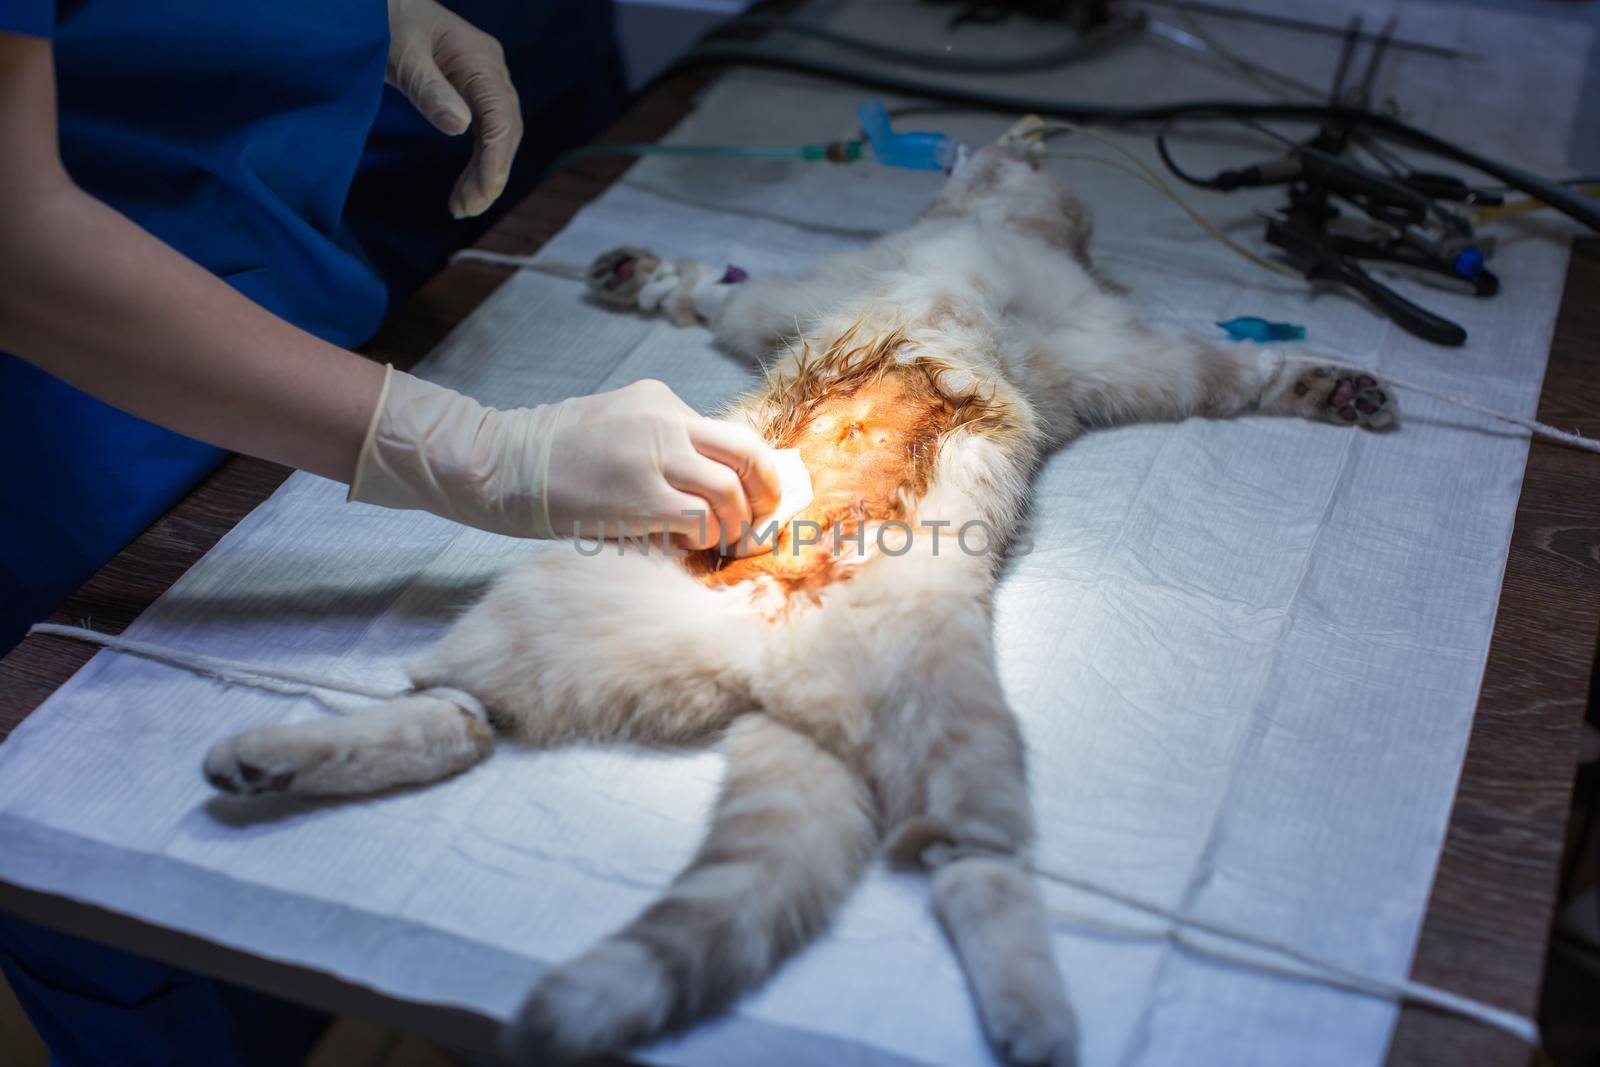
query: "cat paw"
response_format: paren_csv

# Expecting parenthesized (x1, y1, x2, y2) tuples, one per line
(202, 729, 331, 796)
(1288, 364, 1397, 431)
(501, 941, 671, 1064)
(586, 246, 662, 308)
(984, 989, 1080, 1067)
(585, 248, 733, 327)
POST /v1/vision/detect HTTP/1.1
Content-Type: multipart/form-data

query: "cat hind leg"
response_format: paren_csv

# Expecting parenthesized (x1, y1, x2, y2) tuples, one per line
(410, 549, 764, 747)
(501, 713, 877, 1063)
(875, 605, 1078, 1067)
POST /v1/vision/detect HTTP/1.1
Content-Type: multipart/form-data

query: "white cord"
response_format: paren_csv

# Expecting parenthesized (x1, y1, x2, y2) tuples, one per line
(30, 621, 1541, 1043)
(29, 623, 407, 711)
(449, 248, 588, 280)
(1030, 862, 1540, 1045)
(1278, 355, 1600, 454)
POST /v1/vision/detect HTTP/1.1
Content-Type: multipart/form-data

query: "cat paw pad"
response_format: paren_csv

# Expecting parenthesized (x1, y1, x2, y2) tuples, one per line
(1291, 365, 1397, 431)
(587, 246, 662, 307)
(988, 999, 1079, 1067)
(202, 733, 322, 796)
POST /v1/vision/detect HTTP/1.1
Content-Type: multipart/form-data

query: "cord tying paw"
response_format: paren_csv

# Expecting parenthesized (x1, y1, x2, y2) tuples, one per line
(586, 246, 748, 326)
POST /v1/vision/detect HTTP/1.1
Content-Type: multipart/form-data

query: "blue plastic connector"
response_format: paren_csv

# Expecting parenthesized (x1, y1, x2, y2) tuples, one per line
(858, 99, 954, 172)
(1218, 316, 1306, 343)
(1452, 246, 1485, 280)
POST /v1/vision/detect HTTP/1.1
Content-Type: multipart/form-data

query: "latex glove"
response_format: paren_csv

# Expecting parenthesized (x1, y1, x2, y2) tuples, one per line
(386, 0, 524, 218)
(349, 368, 782, 549)
(544, 377, 782, 549)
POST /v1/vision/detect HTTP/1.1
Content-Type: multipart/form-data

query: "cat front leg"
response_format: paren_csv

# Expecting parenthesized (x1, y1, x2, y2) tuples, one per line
(1027, 321, 1398, 437)
(1178, 341, 1400, 430)
(586, 247, 743, 327)
(586, 245, 870, 359)
(202, 688, 492, 797)
(1253, 350, 1398, 430)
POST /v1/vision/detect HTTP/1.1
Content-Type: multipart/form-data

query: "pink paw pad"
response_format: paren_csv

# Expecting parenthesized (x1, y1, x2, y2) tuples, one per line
(1329, 374, 1388, 424)
(586, 246, 661, 306)
(590, 253, 636, 292)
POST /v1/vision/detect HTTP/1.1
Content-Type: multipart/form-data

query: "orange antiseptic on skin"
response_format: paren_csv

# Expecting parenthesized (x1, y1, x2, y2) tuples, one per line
(692, 371, 947, 594)
(684, 324, 1007, 597)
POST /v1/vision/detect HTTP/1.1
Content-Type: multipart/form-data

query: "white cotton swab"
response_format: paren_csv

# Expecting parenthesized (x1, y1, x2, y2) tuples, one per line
(725, 447, 814, 557)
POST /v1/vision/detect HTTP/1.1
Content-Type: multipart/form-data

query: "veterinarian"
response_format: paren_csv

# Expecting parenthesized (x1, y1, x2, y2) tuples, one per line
(0, 1, 785, 656)
(0, 1, 775, 1063)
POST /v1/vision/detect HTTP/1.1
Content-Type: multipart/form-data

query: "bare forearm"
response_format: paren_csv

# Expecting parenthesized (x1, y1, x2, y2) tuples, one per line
(0, 31, 781, 542)
(0, 180, 383, 483)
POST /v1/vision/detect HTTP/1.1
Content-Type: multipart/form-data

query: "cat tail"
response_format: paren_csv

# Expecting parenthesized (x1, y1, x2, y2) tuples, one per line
(502, 712, 877, 1063)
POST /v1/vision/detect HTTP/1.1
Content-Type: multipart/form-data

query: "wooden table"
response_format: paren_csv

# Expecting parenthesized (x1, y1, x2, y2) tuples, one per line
(2, 66, 1596, 1067)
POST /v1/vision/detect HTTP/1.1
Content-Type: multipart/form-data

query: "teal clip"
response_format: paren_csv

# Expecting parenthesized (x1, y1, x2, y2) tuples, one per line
(1219, 317, 1306, 343)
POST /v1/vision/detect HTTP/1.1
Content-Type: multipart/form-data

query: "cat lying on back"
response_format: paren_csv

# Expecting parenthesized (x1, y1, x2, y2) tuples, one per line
(203, 140, 1395, 1066)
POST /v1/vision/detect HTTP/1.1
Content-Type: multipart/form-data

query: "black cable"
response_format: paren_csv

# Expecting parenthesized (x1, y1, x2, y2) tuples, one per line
(1136, 0, 1473, 61)
(712, 12, 1145, 73)
(886, 102, 983, 122)
(1152, 115, 1423, 221)
(1153, 120, 1220, 188)
(1227, 116, 1439, 221)
(658, 44, 1600, 233)
(1351, 133, 1409, 180)
(1157, 8, 1324, 101)
(1479, 176, 1600, 194)
(1328, 15, 1360, 105)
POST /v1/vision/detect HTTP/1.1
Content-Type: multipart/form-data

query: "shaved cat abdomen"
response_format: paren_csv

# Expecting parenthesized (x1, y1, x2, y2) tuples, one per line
(692, 367, 950, 596)
(687, 320, 1021, 602)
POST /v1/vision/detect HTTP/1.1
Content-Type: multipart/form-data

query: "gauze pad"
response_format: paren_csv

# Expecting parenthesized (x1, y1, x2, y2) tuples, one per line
(763, 447, 815, 529)
(727, 447, 813, 556)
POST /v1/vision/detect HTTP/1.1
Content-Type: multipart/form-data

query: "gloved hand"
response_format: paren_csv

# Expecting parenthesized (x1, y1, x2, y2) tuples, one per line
(544, 377, 782, 549)
(386, 0, 525, 219)
(349, 367, 783, 550)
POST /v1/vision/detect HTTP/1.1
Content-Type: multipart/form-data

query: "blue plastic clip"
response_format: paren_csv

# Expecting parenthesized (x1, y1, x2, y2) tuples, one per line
(858, 99, 954, 172)
(1451, 246, 1485, 281)
(1218, 316, 1306, 343)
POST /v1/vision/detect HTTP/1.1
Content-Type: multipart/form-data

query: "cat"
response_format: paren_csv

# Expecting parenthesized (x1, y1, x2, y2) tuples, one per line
(202, 142, 1395, 1067)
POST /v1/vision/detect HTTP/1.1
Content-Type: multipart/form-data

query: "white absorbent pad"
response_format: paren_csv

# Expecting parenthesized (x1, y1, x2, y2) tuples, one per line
(0, 2, 1590, 1064)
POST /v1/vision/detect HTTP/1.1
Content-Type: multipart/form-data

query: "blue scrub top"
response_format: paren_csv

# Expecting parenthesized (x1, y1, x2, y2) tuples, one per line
(0, 1, 394, 651)
(8, 0, 393, 340)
